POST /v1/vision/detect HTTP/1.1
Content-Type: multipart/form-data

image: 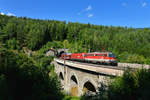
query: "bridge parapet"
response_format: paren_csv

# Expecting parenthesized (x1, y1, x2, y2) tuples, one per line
(118, 63, 150, 69)
(54, 58, 124, 76)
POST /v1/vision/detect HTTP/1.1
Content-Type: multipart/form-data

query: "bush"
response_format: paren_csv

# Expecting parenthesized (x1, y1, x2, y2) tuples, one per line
(107, 68, 150, 100)
(119, 52, 147, 64)
(0, 48, 63, 100)
(6, 38, 20, 50)
(126, 54, 146, 64)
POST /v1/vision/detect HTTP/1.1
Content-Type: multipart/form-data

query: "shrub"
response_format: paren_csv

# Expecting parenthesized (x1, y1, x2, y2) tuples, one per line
(107, 68, 150, 100)
(0, 48, 63, 100)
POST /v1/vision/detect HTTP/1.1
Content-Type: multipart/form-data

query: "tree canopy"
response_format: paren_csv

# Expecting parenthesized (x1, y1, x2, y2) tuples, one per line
(1, 15, 150, 63)
(0, 48, 63, 100)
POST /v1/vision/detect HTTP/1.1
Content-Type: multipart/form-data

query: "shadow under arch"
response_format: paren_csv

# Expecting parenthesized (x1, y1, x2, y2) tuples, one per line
(59, 72, 64, 90)
(59, 72, 64, 80)
(83, 81, 96, 92)
(70, 75, 78, 85)
(81, 78, 97, 95)
(70, 74, 79, 96)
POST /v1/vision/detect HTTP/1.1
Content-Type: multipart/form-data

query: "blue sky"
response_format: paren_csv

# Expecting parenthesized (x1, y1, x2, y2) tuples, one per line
(0, 0, 150, 28)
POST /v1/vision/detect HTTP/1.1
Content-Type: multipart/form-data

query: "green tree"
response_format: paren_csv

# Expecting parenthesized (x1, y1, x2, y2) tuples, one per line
(0, 48, 63, 100)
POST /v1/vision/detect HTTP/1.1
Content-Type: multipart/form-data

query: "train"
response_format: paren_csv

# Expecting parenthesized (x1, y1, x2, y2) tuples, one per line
(61, 52, 118, 66)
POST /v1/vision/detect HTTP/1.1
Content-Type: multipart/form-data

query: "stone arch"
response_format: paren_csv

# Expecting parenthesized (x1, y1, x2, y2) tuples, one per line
(59, 72, 64, 80)
(69, 71, 79, 85)
(83, 81, 96, 92)
(59, 71, 64, 90)
(69, 72, 79, 96)
(81, 77, 97, 94)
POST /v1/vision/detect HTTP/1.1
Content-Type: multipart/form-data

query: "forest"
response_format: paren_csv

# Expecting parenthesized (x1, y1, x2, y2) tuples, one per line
(1, 14, 150, 100)
(1, 14, 150, 64)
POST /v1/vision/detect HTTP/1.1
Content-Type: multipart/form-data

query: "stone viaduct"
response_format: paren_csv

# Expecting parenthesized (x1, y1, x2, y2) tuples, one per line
(53, 58, 124, 96)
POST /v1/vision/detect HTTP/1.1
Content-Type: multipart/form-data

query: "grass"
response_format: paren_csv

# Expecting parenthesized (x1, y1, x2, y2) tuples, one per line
(63, 96, 81, 100)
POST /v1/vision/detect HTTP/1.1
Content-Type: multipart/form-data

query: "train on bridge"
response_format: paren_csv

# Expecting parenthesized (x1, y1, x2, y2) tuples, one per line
(61, 52, 118, 66)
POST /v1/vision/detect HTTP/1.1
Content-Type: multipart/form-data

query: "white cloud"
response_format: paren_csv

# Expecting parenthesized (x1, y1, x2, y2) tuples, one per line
(86, 5, 92, 11)
(7, 12, 15, 16)
(77, 5, 93, 15)
(0, 12, 5, 15)
(122, 2, 127, 6)
(142, 2, 147, 7)
(77, 5, 94, 18)
(88, 14, 93, 18)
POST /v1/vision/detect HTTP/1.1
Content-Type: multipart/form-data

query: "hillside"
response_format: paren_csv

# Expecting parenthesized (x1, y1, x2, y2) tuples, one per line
(0, 15, 150, 64)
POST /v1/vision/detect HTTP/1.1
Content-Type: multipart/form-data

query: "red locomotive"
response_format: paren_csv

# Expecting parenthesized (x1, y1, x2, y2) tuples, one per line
(61, 52, 118, 66)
